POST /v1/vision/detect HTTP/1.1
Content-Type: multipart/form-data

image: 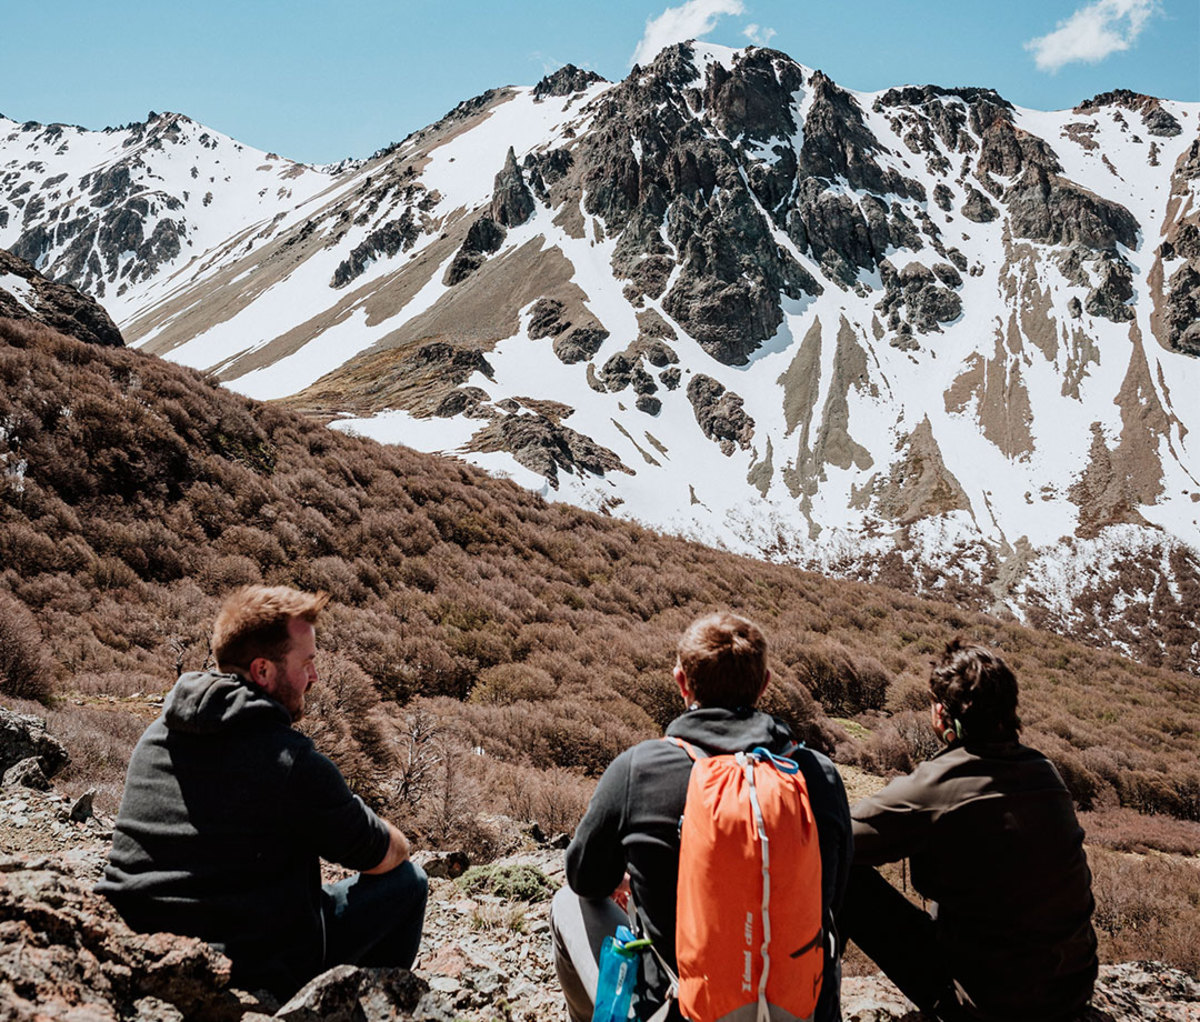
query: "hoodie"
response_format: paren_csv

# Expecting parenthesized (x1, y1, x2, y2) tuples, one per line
(566, 707, 852, 1022)
(97, 671, 389, 997)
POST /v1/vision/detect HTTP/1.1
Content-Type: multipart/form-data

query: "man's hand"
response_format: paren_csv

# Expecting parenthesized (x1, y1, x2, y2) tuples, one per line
(611, 873, 632, 911)
(364, 821, 411, 875)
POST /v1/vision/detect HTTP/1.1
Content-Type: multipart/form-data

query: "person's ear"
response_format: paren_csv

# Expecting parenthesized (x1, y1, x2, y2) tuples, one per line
(757, 668, 771, 701)
(674, 662, 692, 703)
(250, 656, 275, 691)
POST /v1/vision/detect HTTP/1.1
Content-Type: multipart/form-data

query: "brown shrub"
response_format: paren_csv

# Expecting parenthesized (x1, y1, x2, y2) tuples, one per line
(0, 591, 55, 700)
(1081, 808, 1200, 856)
(470, 663, 557, 705)
(1089, 847, 1200, 977)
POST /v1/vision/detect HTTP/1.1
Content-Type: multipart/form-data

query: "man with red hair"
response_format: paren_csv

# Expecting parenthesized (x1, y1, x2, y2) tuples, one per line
(99, 585, 426, 999)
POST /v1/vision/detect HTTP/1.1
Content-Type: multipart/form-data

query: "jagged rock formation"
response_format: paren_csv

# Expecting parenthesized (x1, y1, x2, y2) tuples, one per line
(0, 248, 123, 346)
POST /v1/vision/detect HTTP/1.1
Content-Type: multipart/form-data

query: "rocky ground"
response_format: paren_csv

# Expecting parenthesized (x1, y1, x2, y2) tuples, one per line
(2, 706, 1199, 1021)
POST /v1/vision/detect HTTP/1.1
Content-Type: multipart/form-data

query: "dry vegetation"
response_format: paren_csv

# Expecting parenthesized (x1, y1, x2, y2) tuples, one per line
(2, 316, 1200, 975)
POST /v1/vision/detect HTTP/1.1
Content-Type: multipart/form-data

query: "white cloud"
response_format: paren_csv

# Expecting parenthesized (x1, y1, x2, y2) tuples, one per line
(631, 0, 745, 67)
(743, 23, 777, 46)
(1025, 0, 1160, 72)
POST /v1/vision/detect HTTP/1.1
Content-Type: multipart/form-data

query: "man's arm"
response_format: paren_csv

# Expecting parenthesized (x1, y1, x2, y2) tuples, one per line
(565, 751, 631, 899)
(364, 820, 412, 874)
(851, 767, 938, 866)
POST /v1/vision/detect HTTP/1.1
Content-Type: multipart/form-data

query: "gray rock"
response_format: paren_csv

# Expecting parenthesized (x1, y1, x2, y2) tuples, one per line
(276, 964, 452, 1022)
(444, 217, 507, 286)
(961, 185, 999, 223)
(527, 298, 569, 339)
(1084, 260, 1135, 322)
(1164, 263, 1200, 356)
(552, 324, 609, 365)
(69, 789, 96, 823)
(331, 211, 421, 289)
(687, 375, 755, 455)
(0, 709, 69, 780)
(1006, 166, 1139, 253)
(2, 757, 50, 791)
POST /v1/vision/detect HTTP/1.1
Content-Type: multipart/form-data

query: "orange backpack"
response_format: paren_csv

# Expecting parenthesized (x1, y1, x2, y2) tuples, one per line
(667, 738, 824, 1022)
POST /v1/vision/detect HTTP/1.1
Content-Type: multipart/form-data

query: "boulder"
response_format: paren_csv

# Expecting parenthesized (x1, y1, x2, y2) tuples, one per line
(0, 709, 69, 779)
(275, 964, 453, 1022)
(961, 185, 999, 223)
(0, 856, 248, 1020)
(2, 756, 50, 791)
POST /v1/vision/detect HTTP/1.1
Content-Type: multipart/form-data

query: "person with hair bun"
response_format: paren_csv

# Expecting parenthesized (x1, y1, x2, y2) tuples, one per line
(841, 639, 1098, 1021)
(99, 585, 427, 1000)
(550, 612, 852, 1022)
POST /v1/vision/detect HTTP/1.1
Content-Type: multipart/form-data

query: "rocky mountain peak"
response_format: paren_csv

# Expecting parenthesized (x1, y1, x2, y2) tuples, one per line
(533, 64, 607, 99)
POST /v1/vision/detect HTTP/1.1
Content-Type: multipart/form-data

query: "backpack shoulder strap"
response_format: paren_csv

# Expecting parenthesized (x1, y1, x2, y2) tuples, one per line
(663, 736, 705, 761)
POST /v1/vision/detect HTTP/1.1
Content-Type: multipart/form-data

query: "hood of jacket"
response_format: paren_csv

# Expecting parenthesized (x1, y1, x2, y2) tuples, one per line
(163, 670, 292, 734)
(665, 706, 796, 756)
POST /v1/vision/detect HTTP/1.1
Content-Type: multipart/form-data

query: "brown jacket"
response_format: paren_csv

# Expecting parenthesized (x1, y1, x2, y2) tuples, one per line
(852, 740, 1097, 1020)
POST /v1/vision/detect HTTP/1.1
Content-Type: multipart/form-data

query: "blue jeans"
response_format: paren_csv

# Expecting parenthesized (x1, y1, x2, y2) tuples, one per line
(321, 860, 429, 971)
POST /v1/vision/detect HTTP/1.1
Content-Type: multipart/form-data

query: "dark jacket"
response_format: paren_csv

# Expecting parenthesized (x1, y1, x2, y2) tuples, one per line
(852, 740, 1098, 1021)
(97, 671, 390, 997)
(566, 707, 853, 1022)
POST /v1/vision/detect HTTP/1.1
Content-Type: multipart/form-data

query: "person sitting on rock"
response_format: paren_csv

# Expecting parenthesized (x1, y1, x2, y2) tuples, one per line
(98, 585, 426, 1000)
(550, 611, 852, 1021)
(840, 639, 1098, 1021)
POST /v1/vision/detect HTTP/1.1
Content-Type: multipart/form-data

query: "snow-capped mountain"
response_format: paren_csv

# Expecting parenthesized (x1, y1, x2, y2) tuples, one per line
(3, 46, 1199, 667)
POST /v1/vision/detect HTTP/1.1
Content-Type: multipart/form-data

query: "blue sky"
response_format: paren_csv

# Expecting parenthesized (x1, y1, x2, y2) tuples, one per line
(3, 0, 1196, 164)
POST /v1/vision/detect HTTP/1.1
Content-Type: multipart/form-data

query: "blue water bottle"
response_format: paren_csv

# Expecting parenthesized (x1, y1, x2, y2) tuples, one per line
(592, 924, 649, 1022)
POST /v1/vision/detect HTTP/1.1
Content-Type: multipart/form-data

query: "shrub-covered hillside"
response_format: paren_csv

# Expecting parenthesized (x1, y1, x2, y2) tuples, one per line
(2, 314, 1200, 838)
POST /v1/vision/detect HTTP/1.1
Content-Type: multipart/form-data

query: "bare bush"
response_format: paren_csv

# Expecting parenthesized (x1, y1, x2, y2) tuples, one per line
(0, 591, 54, 700)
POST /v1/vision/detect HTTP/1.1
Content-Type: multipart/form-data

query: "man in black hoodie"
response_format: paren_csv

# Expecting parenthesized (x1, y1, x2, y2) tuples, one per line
(98, 585, 427, 999)
(841, 640, 1097, 1021)
(551, 612, 852, 1022)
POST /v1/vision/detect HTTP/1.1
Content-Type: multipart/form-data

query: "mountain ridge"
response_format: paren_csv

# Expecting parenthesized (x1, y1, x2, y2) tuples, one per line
(3, 43, 1199, 668)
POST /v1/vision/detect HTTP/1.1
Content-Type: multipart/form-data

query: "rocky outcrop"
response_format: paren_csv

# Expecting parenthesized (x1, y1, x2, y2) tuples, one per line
(1006, 167, 1139, 253)
(0, 856, 248, 1020)
(961, 185, 999, 223)
(331, 209, 421, 289)
(468, 412, 629, 487)
(0, 708, 69, 780)
(687, 374, 755, 454)
(444, 217, 507, 286)
(490, 148, 535, 228)
(524, 297, 610, 364)
(0, 854, 457, 1022)
(876, 259, 962, 335)
(1163, 264, 1200, 355)
(1076, 90, 1183, 137)
(532, 65, 606, 100)
(0, 248, 124, 346)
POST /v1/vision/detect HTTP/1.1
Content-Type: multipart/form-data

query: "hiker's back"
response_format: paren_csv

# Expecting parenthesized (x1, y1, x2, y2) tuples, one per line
(673, 739, 825, 1022)
(911, 744, 1096, 1018)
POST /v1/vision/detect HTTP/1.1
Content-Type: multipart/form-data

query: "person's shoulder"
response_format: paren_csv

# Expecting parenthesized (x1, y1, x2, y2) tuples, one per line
(791, 744, 838, 780)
